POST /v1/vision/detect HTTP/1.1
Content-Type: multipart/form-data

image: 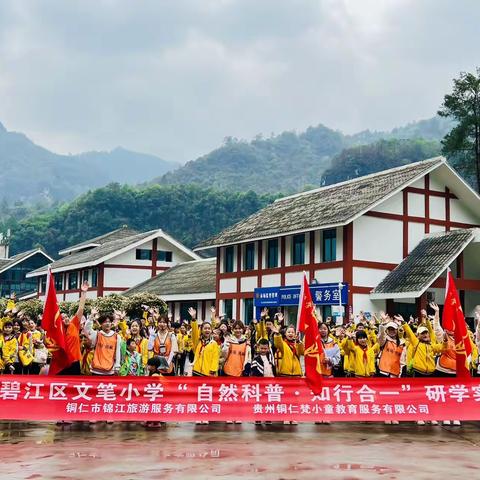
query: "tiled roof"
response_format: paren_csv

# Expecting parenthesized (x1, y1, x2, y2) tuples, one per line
(124, 259, 216, 296)
(195, 157, 445, 249)
(59, 226, 138, 254)
(0, 249, 51, 274)
(370, 229, 476, 299)
(29, 230, 157, 275)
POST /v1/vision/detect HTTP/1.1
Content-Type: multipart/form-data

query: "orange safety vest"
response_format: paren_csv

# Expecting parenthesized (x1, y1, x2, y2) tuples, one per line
(92, 333, 118, 373)
(438, 335, 456, 372)
(153, 332, 174, 373)
(378, 339, 403, 377)
(224, 342, 247, 377)
(320, 341, 336, 377)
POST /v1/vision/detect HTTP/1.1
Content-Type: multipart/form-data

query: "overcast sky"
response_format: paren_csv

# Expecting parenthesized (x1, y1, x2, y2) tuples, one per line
(0, 0, 479, 163)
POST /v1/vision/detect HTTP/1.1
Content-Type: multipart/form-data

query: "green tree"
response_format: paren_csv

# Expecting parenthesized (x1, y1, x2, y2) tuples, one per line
(438, 68, 480, 191)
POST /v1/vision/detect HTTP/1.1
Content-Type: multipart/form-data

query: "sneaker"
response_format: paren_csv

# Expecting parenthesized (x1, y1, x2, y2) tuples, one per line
(226, 421, 233, 424)
(235, 421, 242, 424)
(265, 421, 272, 425)
(417, 420, 426, 426)
(453, 420, 461, 426)
(391, 421, 399, 425)
(290, 421, 298, 425)
(283, 420, 290, 425)
(254, 421, 262, 425)
(202, 421, 209, 425)
(443, 420, 451, 426)
(431, 421, 439, 426)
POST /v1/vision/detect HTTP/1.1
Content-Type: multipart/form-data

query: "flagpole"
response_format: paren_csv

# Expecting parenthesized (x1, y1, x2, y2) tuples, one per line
(44, 265, 52, 313)
(445, 266, 451, 301)
(296, 271, 307, 331)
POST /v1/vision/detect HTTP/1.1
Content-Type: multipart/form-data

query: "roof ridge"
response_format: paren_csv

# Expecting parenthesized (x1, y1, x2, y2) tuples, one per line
(275, 156, 445, 203)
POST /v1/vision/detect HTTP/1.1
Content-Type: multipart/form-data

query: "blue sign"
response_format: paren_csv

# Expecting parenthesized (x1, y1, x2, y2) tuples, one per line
(254, 282, 348, 308)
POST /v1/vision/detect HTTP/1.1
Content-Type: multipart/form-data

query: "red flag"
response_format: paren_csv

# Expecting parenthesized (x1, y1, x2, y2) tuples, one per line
(42, 268, 70, 375)
(442, 271, 472, 378)
(297, 272, 325, 394)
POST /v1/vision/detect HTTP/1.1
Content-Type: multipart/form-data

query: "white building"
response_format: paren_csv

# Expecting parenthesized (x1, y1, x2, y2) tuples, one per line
(194, 157, 480, 323)
(27, 227, 200, 301)
(124, 258, 216, 322)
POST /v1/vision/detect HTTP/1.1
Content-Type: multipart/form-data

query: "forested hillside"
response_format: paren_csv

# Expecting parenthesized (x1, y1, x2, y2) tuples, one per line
(3, 184, 277, 256)
(157, 116, 452, 193)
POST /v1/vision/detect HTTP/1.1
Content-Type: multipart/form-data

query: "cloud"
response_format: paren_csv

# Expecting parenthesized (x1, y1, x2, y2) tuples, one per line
(0, 0, 478, 162)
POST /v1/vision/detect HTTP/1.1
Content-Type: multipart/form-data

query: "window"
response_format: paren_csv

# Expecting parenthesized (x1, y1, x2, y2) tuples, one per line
(158, 250, 173, 262)
(82, 269, 89, 283)
(91, 268, 98, 288)
(136, 249, 152, 260)
(40, 276, 47, 293)
(224, 246, 234, 273)
(267, 239, 278, 268)
(243, 298, 254, 324)
(224, 299, 233, 319)
(68, 271, 78, 290)
(54, 274, 63, 291)
(292, 234, 305, 265)
(244, 243, 255, 271)
(322, 229, 337, 262)
(180, 301, 197, 322)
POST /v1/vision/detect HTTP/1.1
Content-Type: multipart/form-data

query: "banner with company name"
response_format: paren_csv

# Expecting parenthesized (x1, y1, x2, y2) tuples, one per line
(0, 376, 479, 422)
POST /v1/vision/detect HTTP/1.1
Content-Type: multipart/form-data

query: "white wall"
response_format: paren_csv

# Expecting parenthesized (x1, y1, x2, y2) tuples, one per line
(314, 267, 343, 284)
(353, 294, 386, 315)
(408, 222, 426, 254)
(103, 267, 151, 289)
(285, 271, 304, 285)
(450, 199, 480, 224)
(219, 278, 237, 294)
(430, 196, 446, 221)
(241, 276, 258, 292)
(370, 191, 403, 215)
(353, 216, 403, 263)
(408, 193, 424, 217)
(261, 274, 281, 287)
(353, 267, 390, 288)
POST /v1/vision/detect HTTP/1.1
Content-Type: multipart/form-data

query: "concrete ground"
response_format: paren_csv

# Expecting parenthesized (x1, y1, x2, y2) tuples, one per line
(0, 421, 479, 479)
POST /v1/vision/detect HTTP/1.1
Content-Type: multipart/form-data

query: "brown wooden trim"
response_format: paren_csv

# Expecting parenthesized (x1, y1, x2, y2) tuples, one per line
(151, 238, 158, 277)
(364, 210, 479, 229)
(218, 292, 254, 301)
(97, 263, 104, 296)
(280, 236, 286, 285)
(352, 260, 397, 271)
(218, 260, 343, 280)
(215, 249, 221, 308)
(403, 189, 409, 258)
(236, 246, 242, 319)
(445, 187, 451, 232)
(309, 231, 315, 282)
(424, 174, 430, 234)
(350, 286, 373, 294)
(405, 186, 457, 199)
(257, 240, 263, 288)
(456, 252, 464, 278)
(103, 287, 129, 292)
(343, 223, 353, 307)
(103, 264, 159, 270)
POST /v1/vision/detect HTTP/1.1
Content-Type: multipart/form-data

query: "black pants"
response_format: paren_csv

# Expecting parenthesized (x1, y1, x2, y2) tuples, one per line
(58, 361, 81, 375)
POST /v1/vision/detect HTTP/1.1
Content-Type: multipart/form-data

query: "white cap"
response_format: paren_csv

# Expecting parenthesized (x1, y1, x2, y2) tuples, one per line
(386, 321, 398, 330)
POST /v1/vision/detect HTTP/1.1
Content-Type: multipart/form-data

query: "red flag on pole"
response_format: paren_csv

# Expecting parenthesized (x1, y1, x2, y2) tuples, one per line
(297, 272, 325, 394)
(442, 270, 472, 378)
(42, 268, 70, 375)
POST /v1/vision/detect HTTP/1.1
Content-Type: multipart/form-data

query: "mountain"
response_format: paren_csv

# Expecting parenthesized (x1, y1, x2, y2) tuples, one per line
(0, 121, 178, 203)
(5, 183, 277, 256)
(156, 116, 452, 194)
(322, 138, 442, 185)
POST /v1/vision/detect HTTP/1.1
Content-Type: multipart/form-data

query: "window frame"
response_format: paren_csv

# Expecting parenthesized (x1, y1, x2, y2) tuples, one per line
(291, 234, 305, 265)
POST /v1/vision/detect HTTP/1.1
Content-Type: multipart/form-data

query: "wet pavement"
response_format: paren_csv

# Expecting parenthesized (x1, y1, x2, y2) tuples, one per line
(1, 421, 479, 479)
